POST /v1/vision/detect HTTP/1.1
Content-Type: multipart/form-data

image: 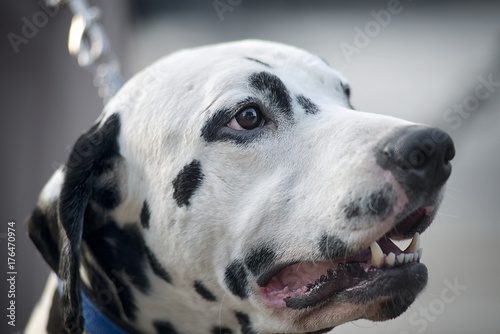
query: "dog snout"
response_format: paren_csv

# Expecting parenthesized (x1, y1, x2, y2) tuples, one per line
(376, 126, 455, 191)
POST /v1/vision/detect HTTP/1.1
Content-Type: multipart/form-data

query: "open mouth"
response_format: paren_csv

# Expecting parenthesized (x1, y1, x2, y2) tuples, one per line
(258, 206, 431, 310)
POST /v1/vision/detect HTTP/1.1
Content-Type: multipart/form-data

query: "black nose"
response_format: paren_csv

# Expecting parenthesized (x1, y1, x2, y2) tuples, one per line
(376, 126, 455, 191)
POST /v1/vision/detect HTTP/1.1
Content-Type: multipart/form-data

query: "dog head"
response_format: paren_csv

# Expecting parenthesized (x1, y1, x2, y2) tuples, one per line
(28, 40, 454, 333)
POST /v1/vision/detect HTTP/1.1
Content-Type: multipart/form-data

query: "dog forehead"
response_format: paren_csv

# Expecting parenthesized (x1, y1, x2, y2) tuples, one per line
(104, 40, 348, 141)
(150, 39, 346, 100)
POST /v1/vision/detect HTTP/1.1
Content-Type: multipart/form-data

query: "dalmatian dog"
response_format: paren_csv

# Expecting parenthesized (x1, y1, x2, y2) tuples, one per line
(26, 40, 455, 334)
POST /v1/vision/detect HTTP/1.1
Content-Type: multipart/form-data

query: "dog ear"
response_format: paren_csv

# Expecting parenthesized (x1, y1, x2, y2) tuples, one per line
(28, 113, 122, 333)
(28, 168, 66, 274)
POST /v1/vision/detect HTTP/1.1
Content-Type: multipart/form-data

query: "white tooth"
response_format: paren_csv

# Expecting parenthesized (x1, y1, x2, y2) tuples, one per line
(386, 252, 396, 267)
(418, 248, 423, 260)
(405, 232, 420, 252)
(404, 253, 413, 263)
(396, 253, 405, 264)
(370, 242, 384, 267)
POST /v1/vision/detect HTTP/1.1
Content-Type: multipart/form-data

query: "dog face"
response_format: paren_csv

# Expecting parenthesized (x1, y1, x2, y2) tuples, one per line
(28, 40, 454, 333)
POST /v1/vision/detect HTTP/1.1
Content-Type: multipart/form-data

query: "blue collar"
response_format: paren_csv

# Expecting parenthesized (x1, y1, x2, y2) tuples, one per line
(57, 279, 129, 334)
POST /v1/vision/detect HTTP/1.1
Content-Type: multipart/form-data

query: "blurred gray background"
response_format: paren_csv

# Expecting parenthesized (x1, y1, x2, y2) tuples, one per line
(1, 0, 499, 333)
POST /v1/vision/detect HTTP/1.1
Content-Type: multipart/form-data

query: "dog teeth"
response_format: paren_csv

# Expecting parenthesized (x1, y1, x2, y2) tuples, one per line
(404, 232, 420, 252)
(418, 248, 423, 260)
(370, 233, 423, 268)
(385, 252, 396, 267)
(405, 253, 414, 263)
(370, 242, 384, 267)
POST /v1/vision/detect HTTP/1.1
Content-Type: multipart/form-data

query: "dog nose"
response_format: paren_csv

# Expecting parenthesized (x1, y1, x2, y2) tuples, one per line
(376, 126, 455, 191)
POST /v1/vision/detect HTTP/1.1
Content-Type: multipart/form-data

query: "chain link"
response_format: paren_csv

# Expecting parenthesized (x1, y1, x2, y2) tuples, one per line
(45, 0, 124, 104)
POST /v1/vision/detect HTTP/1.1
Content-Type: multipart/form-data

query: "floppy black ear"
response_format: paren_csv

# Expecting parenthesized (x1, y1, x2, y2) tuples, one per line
(29, 113, 122, 333)
(28, 171, 65, 273)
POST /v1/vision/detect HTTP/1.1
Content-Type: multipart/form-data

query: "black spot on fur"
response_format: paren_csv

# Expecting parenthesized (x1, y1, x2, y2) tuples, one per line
(245, 57, 271, 68)
(154, 320, 179, 334)
(84, 221, 151, 321)
(306, 327, 336, 334)
(146, 246, 173, 284)
(234, 312, 255, 334)
(194, 280, 217, 302)
(244, 245, 276, 277)
(46, 288, 65, 333)
(224, 260, 248, 299)
(172, 160, 204, 207)
(343, 201, 360, 219)
(80, 252, 123, 320)
(342, 185, 395, 221)
(212, 326, 234, 334)
(91, 158, 122, 210)
(140, 200, 151, 229)
(368, 190, 390, 216)
(319, 233, 349, 259)
(249, 72, 292, 119)
(297, 94, 320, 115)
(201, 107, 231, 143)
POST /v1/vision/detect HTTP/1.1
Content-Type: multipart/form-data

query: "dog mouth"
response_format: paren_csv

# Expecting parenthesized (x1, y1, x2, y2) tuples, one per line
(258, 206, 431, 311)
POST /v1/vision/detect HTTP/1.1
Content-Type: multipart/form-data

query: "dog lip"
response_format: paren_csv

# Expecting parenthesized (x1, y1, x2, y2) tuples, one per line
(284, 262, 428, 311)
(257, 260, 300, 287)
(256, 250, 372, 289)
(387, 206, 433, 239)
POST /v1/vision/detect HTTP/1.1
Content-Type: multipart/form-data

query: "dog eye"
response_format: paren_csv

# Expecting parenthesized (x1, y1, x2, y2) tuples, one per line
(228, 107, 264, 130)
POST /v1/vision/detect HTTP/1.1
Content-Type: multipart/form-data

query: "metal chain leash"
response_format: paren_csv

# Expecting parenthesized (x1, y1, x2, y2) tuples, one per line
(45, 0, 124, 104)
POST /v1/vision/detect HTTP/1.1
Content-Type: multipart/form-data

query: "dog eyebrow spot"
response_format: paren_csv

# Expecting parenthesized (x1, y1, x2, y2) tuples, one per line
(153, 320, 179, 334)
(244, 245, 277, 277)
(194, 280, 217, 302)
(249, 71, 292, 119)
(296, 94, 320, 115)
(224, 260, 249, 299)
(140, 200, 150, 228)
(245, 57, 271, 68)
(319, 233, 349, 259)
(172, 160, 204, 207)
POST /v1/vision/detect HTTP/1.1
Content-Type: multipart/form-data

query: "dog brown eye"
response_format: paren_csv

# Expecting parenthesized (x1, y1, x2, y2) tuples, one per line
(228, 107, 263, 130)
